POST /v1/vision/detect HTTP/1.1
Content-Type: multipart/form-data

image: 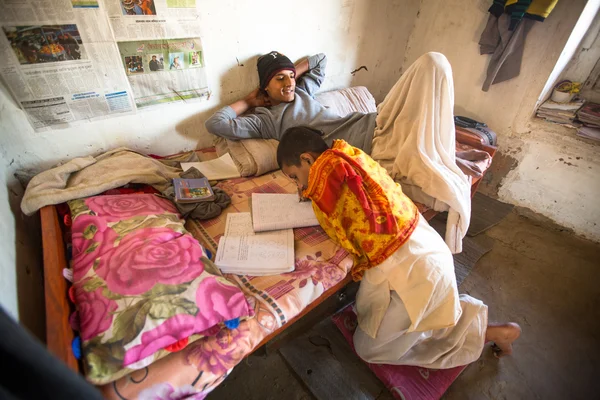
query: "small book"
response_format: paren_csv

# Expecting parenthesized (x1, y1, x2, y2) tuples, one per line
(180, 153, 241, 181)
(173, 178, 215, 203)
(251, 193, 320, 232)
(215, 212, 295, 276)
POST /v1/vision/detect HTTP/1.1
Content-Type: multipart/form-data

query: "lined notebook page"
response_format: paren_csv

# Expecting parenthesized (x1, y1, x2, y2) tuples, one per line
(180, 153, 241, 180)
(251, 193, 320, 232)
(215, 212, 294, 275)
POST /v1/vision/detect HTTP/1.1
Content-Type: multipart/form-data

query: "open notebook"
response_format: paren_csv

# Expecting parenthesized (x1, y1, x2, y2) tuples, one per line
(215, 212, 295, 276)
(251, 193, 320, 232)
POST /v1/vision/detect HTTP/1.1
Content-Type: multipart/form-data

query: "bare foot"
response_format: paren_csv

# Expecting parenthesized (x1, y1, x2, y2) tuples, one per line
(485, 322, 521, 358)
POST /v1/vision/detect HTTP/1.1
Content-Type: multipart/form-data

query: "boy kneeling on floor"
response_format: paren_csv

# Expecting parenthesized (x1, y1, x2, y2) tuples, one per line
(277, 126, 520, 368)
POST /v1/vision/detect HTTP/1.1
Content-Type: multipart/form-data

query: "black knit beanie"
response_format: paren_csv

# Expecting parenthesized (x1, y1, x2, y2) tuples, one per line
(257, 51, 296, 90)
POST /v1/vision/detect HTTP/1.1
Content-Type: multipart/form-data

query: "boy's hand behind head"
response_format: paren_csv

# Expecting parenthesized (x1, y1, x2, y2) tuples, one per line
(244, 88, 271, 108)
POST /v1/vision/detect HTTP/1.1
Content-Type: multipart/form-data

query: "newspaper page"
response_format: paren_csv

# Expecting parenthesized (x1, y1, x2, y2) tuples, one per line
(104, 0, 201, 42)
(106, 0, 208, 108)
(0, 0, 135, 131)
(116, 37, 209, 108)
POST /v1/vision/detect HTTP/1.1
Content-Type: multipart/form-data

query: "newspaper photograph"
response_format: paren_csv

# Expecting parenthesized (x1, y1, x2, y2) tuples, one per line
(119, 0, 157, 15)
(106, 0, 201, 41)
(117, 37, 208, 108)
(0, 0, 135, 131)
(3, 24, 86, 64)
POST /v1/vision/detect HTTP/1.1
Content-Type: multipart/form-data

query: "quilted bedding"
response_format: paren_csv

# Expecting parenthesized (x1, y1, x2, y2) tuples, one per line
(100, 150, 353, 399)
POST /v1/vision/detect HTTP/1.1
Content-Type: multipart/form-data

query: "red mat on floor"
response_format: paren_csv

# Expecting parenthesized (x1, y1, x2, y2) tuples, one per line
(332, 304, 467, 400)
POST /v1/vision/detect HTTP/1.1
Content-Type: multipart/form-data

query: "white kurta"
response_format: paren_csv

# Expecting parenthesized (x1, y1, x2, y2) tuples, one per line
(370, 52, 471, 254)
(353, 214, 488, 369)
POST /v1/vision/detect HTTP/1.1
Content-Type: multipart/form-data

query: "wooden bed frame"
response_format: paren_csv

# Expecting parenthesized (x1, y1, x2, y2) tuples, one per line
(40, 128, 496, 375)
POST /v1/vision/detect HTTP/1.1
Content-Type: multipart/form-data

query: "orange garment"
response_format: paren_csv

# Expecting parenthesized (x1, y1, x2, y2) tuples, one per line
(304, 140, 419, 281)
(139, 0, 154, 15)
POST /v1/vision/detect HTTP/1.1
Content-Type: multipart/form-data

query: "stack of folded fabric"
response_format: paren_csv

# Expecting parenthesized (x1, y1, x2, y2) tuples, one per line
(536, 99, 584, 128)
(576, 102, 600, 142)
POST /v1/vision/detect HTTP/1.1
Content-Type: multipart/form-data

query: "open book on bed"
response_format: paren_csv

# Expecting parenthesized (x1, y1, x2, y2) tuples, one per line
(215, 212, 295, 276)
(251, 193, 320, 232)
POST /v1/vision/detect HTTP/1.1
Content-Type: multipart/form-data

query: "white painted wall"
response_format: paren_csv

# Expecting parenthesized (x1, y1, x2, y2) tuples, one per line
(537, 0, 600, 107)
(0, 151, 18, 320)
(401, 0, 600, 242)
(559, 10, 600, 104)
(0, 0, 420, 324)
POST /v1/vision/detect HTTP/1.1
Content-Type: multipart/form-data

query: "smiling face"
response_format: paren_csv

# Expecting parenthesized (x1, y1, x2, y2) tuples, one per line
(264, 69, 296, 105)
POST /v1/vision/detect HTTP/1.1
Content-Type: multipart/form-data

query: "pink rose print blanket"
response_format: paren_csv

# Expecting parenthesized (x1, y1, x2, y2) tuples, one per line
(100, 169, 353, 399)
(68, 194, 252, 385)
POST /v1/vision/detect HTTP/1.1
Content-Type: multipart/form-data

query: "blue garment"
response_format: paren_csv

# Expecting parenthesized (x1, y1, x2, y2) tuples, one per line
(205, 54, 376, 155)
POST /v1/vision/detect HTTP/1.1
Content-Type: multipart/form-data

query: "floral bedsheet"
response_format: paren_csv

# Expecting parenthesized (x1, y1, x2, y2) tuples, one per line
(100, 154, 353, 399)
(68, 194, 252, 385)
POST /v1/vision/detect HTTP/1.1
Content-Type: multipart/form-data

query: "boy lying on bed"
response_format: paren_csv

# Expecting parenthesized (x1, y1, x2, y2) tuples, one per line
(276, 126, 520, 368)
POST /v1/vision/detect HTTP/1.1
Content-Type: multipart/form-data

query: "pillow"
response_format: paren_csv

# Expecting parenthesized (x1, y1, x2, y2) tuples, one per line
(315, 86, 377, 117)
(68, 194, 253, 384)
(215, 86, 377, 177)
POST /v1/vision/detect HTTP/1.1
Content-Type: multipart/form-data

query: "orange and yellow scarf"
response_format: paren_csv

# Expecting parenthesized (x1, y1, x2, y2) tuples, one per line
(304, 140, 419, 281)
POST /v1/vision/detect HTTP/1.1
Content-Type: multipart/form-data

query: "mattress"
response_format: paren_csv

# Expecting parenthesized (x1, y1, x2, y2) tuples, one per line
(100, 149, 353, 399)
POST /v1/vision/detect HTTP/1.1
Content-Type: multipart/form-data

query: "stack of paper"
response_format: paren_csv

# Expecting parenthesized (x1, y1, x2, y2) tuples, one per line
(577, 126, 600, 142)
(181, 153, 241, 180)
(215, 213, 295, 276)
(577, 102, 600, 128)
(536, 99, 584, 127)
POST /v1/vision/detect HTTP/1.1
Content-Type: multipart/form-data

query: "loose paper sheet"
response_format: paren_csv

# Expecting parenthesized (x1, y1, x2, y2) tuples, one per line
(181, 153, 241, 180)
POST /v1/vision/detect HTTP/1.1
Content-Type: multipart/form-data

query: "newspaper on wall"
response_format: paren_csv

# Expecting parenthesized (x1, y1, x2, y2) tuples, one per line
(117, 37, 208, 108)
(0, 0, 209, 130)
(105, 0, 201, 42)
(0, 0, 135, 131)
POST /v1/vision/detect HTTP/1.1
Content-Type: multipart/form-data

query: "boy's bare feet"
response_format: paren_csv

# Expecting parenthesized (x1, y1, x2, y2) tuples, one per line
(485, 322, 521, 358)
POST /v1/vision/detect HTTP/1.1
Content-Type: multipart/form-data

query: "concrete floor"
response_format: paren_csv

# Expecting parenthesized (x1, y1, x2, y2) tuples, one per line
(209, 210, 600, 400)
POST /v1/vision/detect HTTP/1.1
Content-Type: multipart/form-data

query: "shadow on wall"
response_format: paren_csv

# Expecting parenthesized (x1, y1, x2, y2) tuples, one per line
(174, 55, 261, 150)
(348, 0, 421, 103)
(7, 180, 45, 342)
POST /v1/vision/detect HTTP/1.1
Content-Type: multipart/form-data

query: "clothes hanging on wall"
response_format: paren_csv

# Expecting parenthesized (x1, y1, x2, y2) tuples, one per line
(478, 0, 559, 91)
(489, 0, 559, 29)
(480, 14, 534, 92)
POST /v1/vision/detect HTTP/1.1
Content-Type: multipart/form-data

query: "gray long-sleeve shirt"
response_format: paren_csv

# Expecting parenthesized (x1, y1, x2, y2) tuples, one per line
(205, 53, 376, 154)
